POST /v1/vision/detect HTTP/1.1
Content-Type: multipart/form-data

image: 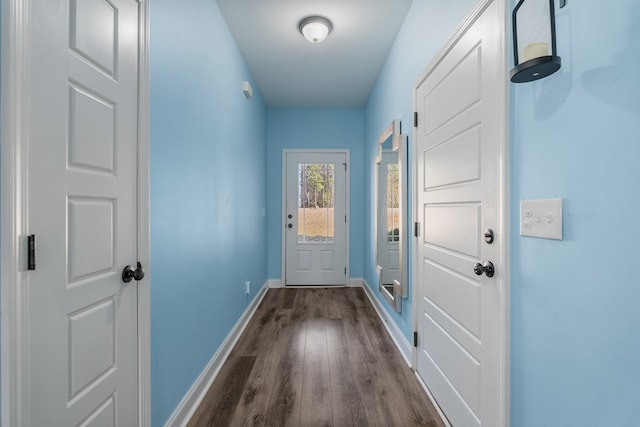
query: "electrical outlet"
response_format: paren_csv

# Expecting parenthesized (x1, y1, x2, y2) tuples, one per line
(245, 281, 251, 295)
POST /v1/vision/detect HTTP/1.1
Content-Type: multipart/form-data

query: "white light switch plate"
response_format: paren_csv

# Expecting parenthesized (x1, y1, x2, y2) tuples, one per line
(520, 198, 563, 240)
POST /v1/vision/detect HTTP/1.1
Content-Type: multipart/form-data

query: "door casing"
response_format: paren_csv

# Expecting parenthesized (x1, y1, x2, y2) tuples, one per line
(281, 149, 350, 287)
(411, 0, 510, 425)
(0, 0, 151, 425)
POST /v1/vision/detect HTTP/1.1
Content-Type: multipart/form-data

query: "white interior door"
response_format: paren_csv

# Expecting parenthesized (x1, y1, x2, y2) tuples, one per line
(414, 1, 506, 426)
(284, 151, 348, 286)
(25, 0, 141, 424)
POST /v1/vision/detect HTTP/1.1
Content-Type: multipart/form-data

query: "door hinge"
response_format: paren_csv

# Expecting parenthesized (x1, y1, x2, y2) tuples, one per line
(413, 331, 418, 347)
(414, 222, 420, 238)
(343, 162, 347, 171)
(344, 267, 347, 275)
(345, 215, 347, 223)
(413, 112, 418, 128)
(28, 234, 36, 271)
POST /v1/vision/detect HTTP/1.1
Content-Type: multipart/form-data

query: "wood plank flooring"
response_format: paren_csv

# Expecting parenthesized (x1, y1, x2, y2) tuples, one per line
(187, 288, 445, 427)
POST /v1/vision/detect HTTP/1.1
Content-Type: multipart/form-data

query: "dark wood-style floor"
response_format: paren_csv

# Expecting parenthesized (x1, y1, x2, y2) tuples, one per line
(187, 287, 445, 427)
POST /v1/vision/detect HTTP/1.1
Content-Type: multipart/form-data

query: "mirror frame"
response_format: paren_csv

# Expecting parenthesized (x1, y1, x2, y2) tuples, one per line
(374, 119, 408, 313)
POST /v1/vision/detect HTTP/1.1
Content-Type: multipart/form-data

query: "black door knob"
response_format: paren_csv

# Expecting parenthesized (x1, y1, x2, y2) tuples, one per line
(474, 263, 484, 276)
(473, 261, 495, 278)
(122, 265, 136, 283)
(287, 223, 293, 229)
(122, 262, 145, 283)
(133, 261, 145, 281)
(482, 261, 495, 277)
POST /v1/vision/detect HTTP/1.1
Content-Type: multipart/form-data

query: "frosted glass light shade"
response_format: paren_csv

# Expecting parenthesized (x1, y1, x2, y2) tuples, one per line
(299, 16, 333, 44)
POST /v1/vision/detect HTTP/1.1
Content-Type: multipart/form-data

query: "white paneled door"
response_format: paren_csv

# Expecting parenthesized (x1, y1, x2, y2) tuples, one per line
(25, 0, 141, 424)
(414, 1, 507, 426)
(284, 151, 348, 286)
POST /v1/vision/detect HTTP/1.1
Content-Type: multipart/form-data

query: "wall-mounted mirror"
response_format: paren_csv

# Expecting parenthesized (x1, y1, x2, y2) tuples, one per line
(375, 119, 408, 313)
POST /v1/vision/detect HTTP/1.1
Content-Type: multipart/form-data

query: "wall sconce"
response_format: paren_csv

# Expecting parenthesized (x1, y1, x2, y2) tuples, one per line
(298, 16, 333, 44)
(510, 0, 561, 83)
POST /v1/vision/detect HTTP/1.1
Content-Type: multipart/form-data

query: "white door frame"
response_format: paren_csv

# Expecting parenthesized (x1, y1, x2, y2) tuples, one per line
(281, 149, 350, 286)
(0, 1, 151, 425)
(411, 0, 510, 425)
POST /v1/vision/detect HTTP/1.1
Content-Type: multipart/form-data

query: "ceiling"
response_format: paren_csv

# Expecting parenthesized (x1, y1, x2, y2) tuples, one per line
(216, 0, 413, 108)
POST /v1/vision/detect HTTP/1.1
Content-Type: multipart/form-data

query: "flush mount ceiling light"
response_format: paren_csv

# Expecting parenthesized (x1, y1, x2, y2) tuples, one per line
(298, 16, 333, 44)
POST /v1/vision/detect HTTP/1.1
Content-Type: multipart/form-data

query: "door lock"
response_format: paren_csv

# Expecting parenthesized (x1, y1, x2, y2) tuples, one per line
(483, 228, 495, 244)
(473, 261, 495, 278)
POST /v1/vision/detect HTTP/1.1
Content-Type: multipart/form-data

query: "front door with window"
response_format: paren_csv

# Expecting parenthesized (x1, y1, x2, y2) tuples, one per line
(284, 151, 348, 286)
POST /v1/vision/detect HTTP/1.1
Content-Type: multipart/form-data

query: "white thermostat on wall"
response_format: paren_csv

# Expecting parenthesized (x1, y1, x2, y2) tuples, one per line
(242, 81, 253, 99)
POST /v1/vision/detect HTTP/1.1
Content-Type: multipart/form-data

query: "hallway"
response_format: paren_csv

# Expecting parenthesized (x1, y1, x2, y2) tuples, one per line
(187, 288, 444, 426)
(4, 0, 637, 425)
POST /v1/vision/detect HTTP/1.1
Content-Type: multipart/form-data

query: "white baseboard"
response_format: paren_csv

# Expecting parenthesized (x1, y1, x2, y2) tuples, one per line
(361, 279, 412, 366)
(164, 281, 269, 427)
(268, 278, 361, 288)
(349, 277, 364, 287)
(267, 279, 282, 288)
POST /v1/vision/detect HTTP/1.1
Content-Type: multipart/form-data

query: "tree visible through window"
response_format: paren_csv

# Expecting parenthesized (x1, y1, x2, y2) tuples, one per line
(297, 163, 335, 242)
(387, 163, 399, 242)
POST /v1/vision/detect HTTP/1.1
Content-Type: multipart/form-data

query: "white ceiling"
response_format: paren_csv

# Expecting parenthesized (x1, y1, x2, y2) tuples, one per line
(216, 0, 413, 108)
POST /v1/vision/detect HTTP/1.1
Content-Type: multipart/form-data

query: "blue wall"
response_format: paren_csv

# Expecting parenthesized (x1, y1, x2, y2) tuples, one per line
(367, 0, 640, 424)
(363, 0, 477, 340)
(266, 108, 365, 281)
(510, 1, 640, 425)
(150, 1, 267, 425)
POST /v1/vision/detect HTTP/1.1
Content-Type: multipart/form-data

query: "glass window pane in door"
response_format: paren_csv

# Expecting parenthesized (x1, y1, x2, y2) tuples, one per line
(297, 163, 335, 243)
